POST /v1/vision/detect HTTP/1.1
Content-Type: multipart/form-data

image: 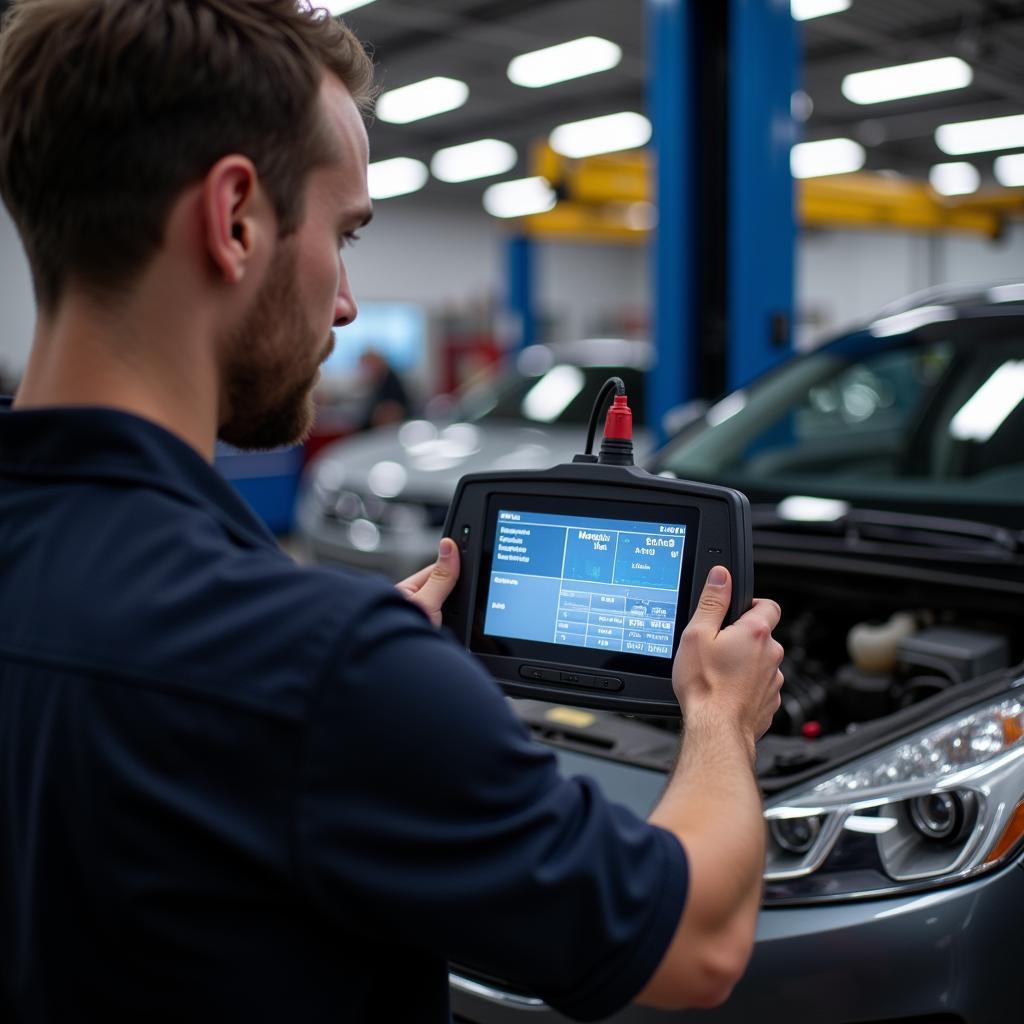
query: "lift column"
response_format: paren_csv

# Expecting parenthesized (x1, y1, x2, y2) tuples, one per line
(646, 0, 798, 436)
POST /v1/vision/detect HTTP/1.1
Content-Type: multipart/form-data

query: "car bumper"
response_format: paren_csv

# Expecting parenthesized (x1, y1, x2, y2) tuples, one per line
(452, 747, 1023, 1023)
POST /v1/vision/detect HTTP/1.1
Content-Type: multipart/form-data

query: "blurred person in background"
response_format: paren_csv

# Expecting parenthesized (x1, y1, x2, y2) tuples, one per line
(357, 347, 413, 429)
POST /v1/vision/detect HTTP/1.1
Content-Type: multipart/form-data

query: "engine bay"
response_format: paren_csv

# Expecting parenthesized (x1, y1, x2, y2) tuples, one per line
(514, 553, 1024, 781)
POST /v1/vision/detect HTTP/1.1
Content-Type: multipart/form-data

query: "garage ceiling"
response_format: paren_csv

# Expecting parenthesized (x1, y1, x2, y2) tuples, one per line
(1, 0, 1022, 204)
(340, 0, 1024, 204)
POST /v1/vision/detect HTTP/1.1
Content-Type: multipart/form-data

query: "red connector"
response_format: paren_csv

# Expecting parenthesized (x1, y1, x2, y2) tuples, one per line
(598, 392, 635, 465)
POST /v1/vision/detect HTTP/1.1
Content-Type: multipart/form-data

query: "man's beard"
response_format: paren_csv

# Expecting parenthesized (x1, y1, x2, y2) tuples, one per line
(218, 242, 333, 451)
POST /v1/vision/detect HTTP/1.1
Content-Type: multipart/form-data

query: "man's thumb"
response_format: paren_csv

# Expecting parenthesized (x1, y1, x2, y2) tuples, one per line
(690, 565, 732, 630)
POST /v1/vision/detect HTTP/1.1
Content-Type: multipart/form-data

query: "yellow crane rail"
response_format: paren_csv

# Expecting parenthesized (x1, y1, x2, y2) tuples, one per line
(522, 144, 1024, 243)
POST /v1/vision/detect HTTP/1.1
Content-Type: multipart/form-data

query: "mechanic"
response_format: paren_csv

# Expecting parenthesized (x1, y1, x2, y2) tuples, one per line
(0, 2, 784, 1022)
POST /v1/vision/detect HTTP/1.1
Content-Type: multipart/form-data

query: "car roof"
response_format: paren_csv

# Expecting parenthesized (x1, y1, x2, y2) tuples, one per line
(866, 281, 1024, 327)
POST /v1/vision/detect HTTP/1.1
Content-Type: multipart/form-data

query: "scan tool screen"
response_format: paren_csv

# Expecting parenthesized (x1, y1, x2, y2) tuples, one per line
(483, 508, 688, 658)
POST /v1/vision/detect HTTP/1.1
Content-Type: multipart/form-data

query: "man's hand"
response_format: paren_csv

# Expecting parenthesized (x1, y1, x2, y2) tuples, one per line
(395, 538, 460, 626)
(673, 565, 784, 753)
(638, 568, 784, 1011)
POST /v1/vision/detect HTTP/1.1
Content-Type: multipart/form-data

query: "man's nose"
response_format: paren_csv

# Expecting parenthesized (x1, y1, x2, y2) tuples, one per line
(334, 265, 357, 327)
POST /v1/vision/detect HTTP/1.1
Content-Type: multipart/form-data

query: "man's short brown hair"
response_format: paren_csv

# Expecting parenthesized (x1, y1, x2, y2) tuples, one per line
(0, 0, 375, 309)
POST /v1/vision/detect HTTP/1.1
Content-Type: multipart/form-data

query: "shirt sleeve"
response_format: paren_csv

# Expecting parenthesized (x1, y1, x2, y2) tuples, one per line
(295, 588, 688, 1021)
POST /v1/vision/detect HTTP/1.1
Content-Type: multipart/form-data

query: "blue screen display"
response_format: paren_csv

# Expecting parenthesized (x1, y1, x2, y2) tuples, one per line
(483, 509, 686, 658)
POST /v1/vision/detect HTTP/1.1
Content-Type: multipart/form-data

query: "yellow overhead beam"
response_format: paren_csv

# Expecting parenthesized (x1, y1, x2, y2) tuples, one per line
(524, 144, 1024, 243)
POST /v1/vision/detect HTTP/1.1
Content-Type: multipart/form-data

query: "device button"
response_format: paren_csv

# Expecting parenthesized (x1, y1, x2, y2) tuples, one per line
(559, 671, 594, 687)
(593, 676, 624, 692)
(520, 665, 559, 682)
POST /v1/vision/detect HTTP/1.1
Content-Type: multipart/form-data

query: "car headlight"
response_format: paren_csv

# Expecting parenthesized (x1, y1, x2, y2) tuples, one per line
(763, 681, 1024, 905)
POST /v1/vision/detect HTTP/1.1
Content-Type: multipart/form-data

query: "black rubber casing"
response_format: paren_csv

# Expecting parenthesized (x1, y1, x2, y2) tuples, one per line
(442, 461, 753, 715)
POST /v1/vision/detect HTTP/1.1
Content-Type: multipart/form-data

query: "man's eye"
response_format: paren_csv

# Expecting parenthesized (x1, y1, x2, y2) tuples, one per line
(340, 231, 361, 249)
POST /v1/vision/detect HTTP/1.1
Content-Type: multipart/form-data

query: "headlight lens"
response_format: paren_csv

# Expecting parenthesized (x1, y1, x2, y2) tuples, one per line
(763, 684, 1024, 904)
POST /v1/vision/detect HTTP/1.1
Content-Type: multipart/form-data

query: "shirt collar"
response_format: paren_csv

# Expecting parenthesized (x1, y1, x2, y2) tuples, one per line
(0, 399, 279, 551)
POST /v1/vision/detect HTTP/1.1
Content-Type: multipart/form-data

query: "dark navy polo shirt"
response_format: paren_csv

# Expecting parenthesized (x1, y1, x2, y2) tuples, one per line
(0, 403, 687, 1024)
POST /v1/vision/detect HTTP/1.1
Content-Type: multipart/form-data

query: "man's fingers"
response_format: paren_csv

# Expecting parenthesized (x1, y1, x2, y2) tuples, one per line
(688, 566, 732, 634)
(407, 539, 460, 619)
(397, 563, 433, 593)
(745, 597, 782, 632)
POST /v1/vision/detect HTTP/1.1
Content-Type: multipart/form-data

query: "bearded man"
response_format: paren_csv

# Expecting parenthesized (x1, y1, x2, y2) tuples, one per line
(0, 2, 784, 1022)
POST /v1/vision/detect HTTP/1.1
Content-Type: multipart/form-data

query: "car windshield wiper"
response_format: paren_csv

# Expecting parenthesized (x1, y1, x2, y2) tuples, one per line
(751, 504, 1024, 556)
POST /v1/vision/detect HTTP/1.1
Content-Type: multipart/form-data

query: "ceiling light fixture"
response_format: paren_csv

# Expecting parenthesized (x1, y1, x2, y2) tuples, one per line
(549, 112, 651, 159)
(936, 113, 1024, 155)
(994, 153, 1024, 188)
(367, 157, 428, 200)
(842, 56, 972, 105)
(376, 77, 469, 124)
(431, 139, 518, 183)
(791, 0, 851, 21)
(790, 138, 865, 178)
(928, 161, 980, 196)
(482, 177, 556, 219)
(507, 36, 622, 89)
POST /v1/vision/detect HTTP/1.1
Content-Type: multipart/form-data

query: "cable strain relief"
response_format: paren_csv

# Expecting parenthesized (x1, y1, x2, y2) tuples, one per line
(597, 436, 635, 466)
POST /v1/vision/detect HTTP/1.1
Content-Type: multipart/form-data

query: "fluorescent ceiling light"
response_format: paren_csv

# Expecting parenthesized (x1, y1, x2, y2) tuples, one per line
(367, 157, 428, 199)
(507, 36, 621, 89)
(994, 153, 1024, 188)
(521, 365, 585, 422)
(431, 139, 517, 183)
(550, 112, 651, 159)
(376, 76, 468, 124)
(936, 113, 1024, 155)
(322, 0, 377, 13)
(842, 57, 972, 105)
(482, 177, 556, 219)
(928, 161, 980, 196)
(790, 138, 865, 178)
(950, 360, 1024, 443)
(791, 0, 850, 20)
(869, 304, 954, 338)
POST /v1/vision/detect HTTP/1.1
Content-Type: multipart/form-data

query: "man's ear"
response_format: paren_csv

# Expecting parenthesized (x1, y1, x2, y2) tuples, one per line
(202, 155, 270, 286)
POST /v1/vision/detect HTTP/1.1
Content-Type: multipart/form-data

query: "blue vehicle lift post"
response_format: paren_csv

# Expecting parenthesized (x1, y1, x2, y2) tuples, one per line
(647, 0, 797, 438)
(505, 234, 536, 351)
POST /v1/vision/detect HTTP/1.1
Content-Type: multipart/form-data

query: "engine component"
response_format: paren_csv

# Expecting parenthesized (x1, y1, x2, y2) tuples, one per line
(846, 612, 917, 674)
(897, 626, 1010, 684)
(773, 660, 829, 736)
(835, 663, 892, 723)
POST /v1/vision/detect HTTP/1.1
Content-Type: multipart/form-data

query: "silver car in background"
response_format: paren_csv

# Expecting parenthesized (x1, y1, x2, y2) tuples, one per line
(297, 338, 654, 580)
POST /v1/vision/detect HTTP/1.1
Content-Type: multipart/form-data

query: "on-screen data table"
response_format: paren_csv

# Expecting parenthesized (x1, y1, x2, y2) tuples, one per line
(483, 509, 686, 657)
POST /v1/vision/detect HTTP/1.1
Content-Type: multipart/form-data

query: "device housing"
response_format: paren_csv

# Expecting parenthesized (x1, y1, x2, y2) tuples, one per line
(442, 461, 752, 715)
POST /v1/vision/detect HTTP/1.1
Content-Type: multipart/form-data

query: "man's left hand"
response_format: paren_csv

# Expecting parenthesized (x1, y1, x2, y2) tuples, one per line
(396, 538, 460, 626)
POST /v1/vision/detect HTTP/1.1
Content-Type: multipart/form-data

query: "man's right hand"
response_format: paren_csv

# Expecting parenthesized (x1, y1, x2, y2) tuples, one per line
(637, 569, 784, 1011)
(672, 565, 784, 747)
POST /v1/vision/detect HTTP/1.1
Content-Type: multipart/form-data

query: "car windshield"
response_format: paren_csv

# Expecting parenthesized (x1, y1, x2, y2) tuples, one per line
(655, 315, 1024, 526)
(457, 363, 648, 427)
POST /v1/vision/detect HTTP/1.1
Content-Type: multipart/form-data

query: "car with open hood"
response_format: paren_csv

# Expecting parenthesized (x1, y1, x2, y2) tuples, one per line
(449, 282, 1024, 1023)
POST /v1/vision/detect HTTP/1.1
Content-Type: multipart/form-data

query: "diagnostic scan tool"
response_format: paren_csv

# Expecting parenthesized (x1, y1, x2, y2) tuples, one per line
(442, 379, 753, 715)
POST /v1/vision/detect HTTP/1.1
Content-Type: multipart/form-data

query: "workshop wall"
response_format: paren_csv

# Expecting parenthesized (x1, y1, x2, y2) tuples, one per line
(0, 203, 34, 382)
(0, 198, 1021, 383)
